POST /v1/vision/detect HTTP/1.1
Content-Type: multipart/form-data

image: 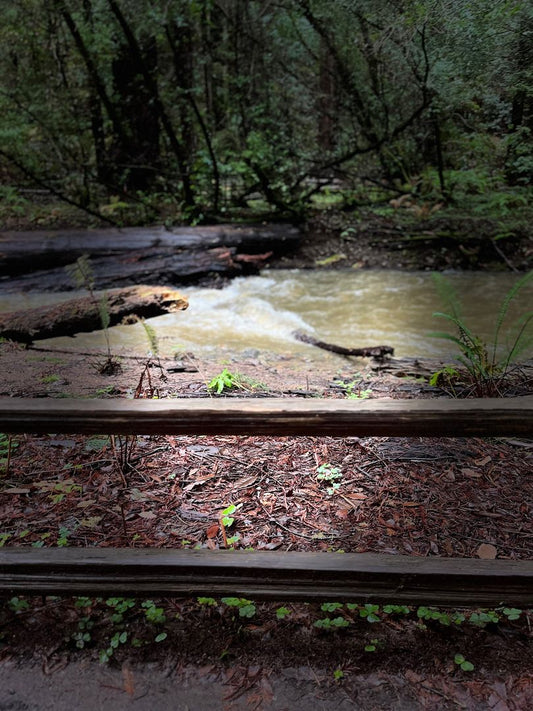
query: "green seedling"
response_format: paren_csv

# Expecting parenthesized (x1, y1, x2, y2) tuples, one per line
(314, 616, 350, 629)
(276, 606, 291, 620)
(335, 378, 372, 399)
(221, 597, 256, 618)
(359, 604, 381, 623)
(99, 631, 128, 664)
(321, 602, 343, 613)
(208, 369, 241, 394)
(197, 597, 217, 607)
(316, 463, 342, 495)
(501, 607, 522, 621)
(41, 374, 60, 384)
(468, 610, 499, 627)
(8, 597, 30, 613)
(364, 638, 382, 652)
(208, 369, 267, 395)
(221, 503, 242, 527)
(142, 600, 166, 624)
(454, 653, 474, 671)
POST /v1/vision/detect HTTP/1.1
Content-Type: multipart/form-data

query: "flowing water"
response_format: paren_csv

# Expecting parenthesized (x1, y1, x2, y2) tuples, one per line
(2, 270, 531, 362)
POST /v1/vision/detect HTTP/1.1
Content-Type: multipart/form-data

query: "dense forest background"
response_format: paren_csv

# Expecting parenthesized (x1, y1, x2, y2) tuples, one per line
(0, 0, 532, 225)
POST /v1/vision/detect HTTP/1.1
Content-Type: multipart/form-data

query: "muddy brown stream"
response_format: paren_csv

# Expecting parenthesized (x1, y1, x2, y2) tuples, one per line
(1, 270, 530, 362)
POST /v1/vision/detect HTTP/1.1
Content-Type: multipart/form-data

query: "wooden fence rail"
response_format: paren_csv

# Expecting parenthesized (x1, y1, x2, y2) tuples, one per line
(1, 396, 532, 605)
(1, 395, 533, 437)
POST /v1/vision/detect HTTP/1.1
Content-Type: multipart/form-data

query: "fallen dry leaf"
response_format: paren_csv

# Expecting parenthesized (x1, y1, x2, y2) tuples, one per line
(477, 543, 497, 559)
(206, 523, 220, 538)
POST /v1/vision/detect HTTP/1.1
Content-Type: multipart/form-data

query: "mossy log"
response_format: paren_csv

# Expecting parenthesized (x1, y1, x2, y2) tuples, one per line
(0, 285, 188, 344)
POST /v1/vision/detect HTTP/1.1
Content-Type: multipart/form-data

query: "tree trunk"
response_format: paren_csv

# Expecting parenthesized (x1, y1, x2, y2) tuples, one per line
(0, 285, 188, 344)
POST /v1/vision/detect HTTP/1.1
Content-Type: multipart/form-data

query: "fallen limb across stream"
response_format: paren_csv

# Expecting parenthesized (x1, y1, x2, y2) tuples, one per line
(0, 285, 188, 344)
(294, 330, 394, 359)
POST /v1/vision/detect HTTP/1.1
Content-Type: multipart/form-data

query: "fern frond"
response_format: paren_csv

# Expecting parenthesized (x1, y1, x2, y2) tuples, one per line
(98, 293, 110, 330)
(139, 318, 159, 356)
(431, 273, 462, 319)
(502, 311, 533, 369)
(65, 254, 95, 293)
(492, 270, 533, 364)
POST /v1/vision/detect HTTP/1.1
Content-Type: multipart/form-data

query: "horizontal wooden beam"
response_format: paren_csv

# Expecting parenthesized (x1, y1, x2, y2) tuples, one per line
(1, 396, 532, 437)
(1, 549, 532, 605)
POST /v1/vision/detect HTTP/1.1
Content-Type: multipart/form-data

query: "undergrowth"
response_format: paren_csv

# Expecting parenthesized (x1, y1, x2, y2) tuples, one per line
(429, 270, 533, 396)
(1, 594, 530, 674)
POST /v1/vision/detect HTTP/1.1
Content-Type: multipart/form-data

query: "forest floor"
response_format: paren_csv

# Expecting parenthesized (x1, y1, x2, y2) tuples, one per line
(1, 206, 532, 709)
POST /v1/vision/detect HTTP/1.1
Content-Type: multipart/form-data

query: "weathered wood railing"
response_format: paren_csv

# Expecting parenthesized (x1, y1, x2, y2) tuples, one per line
(1, 396, 533, 606)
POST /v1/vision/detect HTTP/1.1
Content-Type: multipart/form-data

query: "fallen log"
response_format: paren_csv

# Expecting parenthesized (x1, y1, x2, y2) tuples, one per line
(0, 285, 188, 344)
(0, 246, 245, 292)
(0, 223, 300, 278)
(294, 330, 394, 360)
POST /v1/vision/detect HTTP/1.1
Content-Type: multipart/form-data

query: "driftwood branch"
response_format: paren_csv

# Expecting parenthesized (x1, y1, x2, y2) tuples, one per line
(0, 285, 188, 344)
(294, 331, 394, 359)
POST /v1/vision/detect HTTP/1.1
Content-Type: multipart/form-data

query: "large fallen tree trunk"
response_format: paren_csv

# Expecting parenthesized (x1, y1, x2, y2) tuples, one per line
(0, 223, 300, 288)
(1, 246, 248, 292)
(0, 285, 188, 344)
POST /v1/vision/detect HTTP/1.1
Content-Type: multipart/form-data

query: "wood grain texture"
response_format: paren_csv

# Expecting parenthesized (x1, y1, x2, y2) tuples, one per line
(0, 396, 532, 437)
(1, 549, 532, 604)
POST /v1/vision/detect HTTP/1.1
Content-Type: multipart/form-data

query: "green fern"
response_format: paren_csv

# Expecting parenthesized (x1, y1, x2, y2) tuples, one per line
(65, 255, 118, 371)
(429, 271, 533, 395)
(138, 318, 159, 357)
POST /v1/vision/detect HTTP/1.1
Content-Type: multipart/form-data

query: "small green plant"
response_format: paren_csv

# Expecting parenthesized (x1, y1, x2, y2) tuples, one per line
(49, 480, 82, 504)
(364, 638, 383, 652)
(208, 369, 242, 394)
(359, 604, 381, 623)
(276, 606, 292, 620)
(8, 597, 30, 613)
(142, 600, 166, 624)
(429, 365, 461, 391)
(197, 597, 218, 607)
(383, 604, 410, 616)
(56, 526, 71, 547)
(41, 374, 60, 384)
(71, 617, 94, 649)
(221, 597, 256, 618)
(417, 606, 451, 626)
(429, 271, 533, 396)
(313, 616, 350, 629)
(208, 369, 267, 395)
(321, 602, 344, 613)
(468, 610, 499, 627)
(501, 607, 522, 621)
(335, 378, 372, 399)
(316, 463, 342, 495)
(454, 653, 474, 672)
(220, 503, 242, 528)
(99, 630, 128, 664)
(0, 432, 18, 475)
(333, 668, 345, 681)
(65, 255, 121, 375)
(106, 597, 136, 623)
